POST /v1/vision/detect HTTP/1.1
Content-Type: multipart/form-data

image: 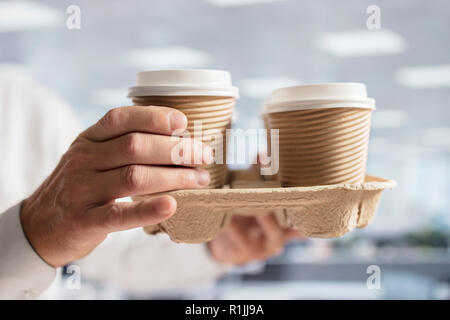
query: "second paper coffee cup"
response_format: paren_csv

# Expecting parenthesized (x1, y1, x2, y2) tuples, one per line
(128, 69, 239, 188)
(265, 83, 375, 187)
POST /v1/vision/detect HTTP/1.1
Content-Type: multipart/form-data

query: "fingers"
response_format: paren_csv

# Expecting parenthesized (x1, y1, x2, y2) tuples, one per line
(255, 213, 285, 253)
(224, 216, 266, 264)
(210, 213, 306, 265)
(84, 195, 176, 233)
(283, 229, 305, 241)
(91, 165, 210, 202)
(231, 213, 293, 260)
(82, 106, 187, 142)
(89, 133, 213, 170)
(256, 214, 305, 252)
(226, 216, 257, 247)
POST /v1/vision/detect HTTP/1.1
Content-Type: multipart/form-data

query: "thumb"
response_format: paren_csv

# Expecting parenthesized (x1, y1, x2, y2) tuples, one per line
(84, 195, 176, 233)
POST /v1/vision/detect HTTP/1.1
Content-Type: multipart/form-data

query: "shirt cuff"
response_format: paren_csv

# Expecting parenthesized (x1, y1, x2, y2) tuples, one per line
(0, 202, 57, 299)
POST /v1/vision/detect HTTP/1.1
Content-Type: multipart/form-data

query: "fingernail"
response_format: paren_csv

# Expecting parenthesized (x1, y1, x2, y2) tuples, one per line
(203, 145, 214, 164)
(170, 112, 187, 131)
(196, 170, 210, 187)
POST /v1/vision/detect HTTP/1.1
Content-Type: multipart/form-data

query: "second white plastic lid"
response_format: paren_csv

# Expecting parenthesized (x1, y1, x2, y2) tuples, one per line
(265, 83, 375, 114)
(128, 69, 239, 98)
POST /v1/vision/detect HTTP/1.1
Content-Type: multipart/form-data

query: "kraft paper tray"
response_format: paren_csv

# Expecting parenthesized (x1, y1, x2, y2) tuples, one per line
(137, 169, 396, 243)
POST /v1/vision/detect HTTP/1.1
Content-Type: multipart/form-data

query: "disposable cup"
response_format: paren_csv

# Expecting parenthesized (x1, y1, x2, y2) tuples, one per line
(264, 83, 375, 187)
(128, 69, 238, 188)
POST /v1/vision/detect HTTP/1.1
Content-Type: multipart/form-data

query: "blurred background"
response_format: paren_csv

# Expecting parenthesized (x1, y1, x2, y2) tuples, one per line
(0, 0, 449, 299)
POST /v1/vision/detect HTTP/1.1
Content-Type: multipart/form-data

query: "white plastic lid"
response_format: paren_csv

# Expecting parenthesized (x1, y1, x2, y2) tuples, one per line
(264, 83, 375, 114)
(128, 69, 239, 98)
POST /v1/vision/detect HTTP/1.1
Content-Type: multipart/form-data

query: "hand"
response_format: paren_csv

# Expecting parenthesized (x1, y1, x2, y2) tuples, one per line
(21, 106, 213, 267)
(207, 212, 303, 265)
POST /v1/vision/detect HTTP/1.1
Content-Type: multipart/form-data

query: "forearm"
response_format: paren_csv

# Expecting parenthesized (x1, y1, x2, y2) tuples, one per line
(0, 202, 57, 299)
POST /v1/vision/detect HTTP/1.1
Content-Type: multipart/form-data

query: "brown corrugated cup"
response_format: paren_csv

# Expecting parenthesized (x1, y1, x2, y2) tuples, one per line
(264, 83, 375, 187)
(128, 70, 239, 188)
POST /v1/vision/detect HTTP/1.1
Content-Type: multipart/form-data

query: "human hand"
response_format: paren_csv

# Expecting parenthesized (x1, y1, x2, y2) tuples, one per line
(207, 212, 303, 265)
(21, 106, 213, 267)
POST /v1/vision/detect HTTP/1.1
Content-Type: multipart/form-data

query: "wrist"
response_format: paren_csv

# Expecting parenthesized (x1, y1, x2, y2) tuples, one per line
(19, 197, 54, 267)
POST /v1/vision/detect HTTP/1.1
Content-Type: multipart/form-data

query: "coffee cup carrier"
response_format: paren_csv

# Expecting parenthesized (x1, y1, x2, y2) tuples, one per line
(136, 167, 396, 243)
(130, 78, 396, 243)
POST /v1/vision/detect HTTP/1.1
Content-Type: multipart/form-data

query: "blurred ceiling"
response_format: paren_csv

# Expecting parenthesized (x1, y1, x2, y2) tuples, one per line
(0, 0, 449, 129)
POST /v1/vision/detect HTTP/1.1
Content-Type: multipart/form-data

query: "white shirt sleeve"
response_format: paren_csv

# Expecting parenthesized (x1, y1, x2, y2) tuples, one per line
(0, 203, 57, 299)
(75, 229, 230, 295)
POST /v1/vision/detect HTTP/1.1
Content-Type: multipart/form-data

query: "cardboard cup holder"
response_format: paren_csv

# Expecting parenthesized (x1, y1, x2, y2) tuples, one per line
(137, 167, 396, 243)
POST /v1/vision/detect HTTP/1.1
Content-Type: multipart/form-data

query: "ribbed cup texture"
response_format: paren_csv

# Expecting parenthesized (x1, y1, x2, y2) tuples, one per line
(132, 96, 234, 188)
(267, 107, 372, 187)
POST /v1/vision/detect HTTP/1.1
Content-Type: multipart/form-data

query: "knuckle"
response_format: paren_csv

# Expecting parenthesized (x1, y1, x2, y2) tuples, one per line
(123, 133, 142, 159)
(63, 154, 82, 173)
(179, 170, 196, 187)
(67, 142, 91, 165)
(71, 133, 85, 146)
(69, 141, 85, 155)
(100, 108, 122, 129)
(122, 165, 143, 190)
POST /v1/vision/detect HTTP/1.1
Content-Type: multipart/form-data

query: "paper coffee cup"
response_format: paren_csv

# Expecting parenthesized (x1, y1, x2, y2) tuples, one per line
(264, 83, 375, 187)
(128, 69, 239, 188)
